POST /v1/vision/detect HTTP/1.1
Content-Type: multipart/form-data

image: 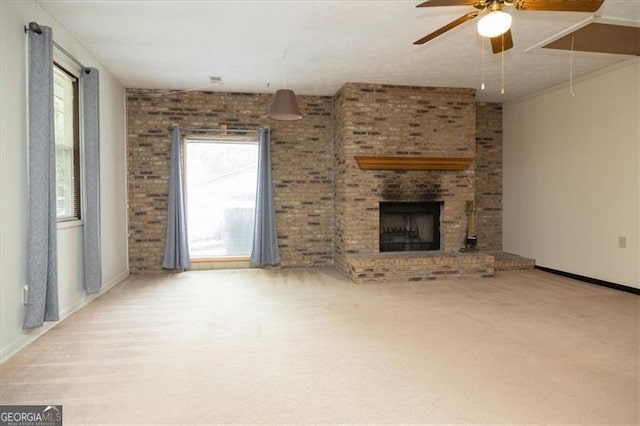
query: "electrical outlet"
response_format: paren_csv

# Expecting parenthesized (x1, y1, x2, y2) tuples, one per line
(618, 236, 627, 248)
(22, 285, 28, 304)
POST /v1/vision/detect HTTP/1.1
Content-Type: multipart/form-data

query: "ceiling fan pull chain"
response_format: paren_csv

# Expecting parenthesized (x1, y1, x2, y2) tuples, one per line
(500, 34, 505, 95)
(570, 36, 576, 97)
(481, 38, 486, 90)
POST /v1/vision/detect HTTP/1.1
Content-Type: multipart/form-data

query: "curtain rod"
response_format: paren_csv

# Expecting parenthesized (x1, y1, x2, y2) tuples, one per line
(171, 126, 269, 133)
(53, 41, 85, 70)
(25, 22, 86, 71)
(185, 127, 260, 133)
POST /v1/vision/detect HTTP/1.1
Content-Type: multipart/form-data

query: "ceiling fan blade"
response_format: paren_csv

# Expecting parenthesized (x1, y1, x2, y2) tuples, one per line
(416, 0, 476, 7)
(490, 29, 514, 53)
(517, 0, 604, 12)
(414, 12, 479, 45)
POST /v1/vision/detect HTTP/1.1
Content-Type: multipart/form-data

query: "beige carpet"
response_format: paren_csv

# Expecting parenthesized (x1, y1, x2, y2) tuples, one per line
(1, 268, 638, 424)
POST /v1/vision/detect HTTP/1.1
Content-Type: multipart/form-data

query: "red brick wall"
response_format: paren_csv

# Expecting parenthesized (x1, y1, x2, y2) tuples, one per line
(475, 103, 503, 251)
(126, 90, 334, 272)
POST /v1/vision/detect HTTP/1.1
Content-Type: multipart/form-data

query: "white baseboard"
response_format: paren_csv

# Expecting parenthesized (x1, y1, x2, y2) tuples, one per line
(0, 269, 129, 364)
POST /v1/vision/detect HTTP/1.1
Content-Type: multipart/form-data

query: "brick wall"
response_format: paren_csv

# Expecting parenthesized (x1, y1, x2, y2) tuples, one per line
(126, 86, 503, 275)
(126, 90, 333, 273)
(475, 103, 502, 251)
(332, 83, 477, 275)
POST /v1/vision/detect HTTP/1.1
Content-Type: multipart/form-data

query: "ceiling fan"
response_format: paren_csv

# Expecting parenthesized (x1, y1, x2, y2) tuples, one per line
(413, 0, 605, 53)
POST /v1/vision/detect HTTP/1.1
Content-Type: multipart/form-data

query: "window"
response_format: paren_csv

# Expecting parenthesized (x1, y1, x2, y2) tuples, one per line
(184, 139, 259, 258)
(53, 64, 80, 221)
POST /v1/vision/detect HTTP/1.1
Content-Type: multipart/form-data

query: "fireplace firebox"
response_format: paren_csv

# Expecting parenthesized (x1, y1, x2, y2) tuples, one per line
(379, 202, 442, 252)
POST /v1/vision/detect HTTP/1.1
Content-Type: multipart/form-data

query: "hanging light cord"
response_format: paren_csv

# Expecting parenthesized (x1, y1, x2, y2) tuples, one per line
(127, 83, 219, 97)
(283, 48, 288, 89)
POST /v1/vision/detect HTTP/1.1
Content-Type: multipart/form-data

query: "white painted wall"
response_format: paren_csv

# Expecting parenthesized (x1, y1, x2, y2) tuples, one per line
(503, 59, 640, 288)
(0, 1, 129, 362)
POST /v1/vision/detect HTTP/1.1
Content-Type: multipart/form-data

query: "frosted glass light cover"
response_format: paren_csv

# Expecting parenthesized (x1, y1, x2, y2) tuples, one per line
(477, 11, 512, 38)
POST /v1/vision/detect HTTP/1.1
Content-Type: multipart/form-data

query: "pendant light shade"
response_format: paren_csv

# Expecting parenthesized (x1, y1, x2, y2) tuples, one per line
(268, 89, 302, 121)
(477, 10, 512, 38)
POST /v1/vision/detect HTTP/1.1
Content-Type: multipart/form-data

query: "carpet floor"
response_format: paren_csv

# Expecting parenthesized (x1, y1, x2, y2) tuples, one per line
(1, 268, 638, 424)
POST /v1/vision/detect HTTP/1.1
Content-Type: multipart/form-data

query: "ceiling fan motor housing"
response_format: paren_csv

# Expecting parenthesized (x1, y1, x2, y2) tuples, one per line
(474, 1, 509, 12)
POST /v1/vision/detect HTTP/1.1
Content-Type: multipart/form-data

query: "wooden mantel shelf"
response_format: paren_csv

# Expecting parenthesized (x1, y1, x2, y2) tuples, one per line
(355, 156, 473, 171)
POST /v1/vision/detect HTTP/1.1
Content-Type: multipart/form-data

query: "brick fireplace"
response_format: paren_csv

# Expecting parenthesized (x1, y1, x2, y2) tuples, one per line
(333, 83, 494, 282)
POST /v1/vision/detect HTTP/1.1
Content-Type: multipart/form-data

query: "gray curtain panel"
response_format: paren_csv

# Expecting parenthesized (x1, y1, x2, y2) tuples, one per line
(250, 128, 281, 266)
(24, 25, 59, 329)
(162, 127, 191, 270)
(82, 67, 101, 294)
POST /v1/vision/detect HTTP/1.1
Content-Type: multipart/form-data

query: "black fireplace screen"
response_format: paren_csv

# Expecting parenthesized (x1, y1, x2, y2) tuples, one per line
(379, 202, 442, 252)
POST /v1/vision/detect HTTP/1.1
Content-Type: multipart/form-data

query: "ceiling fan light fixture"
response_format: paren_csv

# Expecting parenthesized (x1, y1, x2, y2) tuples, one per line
(268, 89, 302, 121)
(477, 10, 512, 38)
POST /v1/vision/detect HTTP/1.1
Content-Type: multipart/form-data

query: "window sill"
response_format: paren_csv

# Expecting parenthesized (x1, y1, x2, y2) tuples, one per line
(57, 219, 83, 230)
(191, 256, 250, 263)
(188, 258, 252, 271)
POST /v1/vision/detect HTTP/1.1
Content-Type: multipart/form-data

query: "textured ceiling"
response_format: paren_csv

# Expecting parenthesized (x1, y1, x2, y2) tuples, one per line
(37, 0, 640, 102)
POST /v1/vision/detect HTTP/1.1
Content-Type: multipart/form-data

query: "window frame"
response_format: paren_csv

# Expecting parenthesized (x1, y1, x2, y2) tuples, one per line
(183, 136, 259, 261)
(52, 54, 82, 226)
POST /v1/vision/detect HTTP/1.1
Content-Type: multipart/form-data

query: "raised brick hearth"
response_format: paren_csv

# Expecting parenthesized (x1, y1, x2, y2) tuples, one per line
(347, 252, 495, 283)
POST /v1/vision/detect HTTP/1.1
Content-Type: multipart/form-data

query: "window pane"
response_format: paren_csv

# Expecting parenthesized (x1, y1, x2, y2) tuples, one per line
(53, 65, 79, 221)
(55, 146, 73, 217)
(185, 140, 258, 258)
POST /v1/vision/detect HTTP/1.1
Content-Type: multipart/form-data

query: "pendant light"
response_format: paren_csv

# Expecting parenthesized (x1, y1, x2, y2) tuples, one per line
(268, 89, 302, 121)
(268, 49, 302, 121)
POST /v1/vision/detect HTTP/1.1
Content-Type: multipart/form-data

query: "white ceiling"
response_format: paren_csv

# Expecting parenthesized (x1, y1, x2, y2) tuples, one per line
(37, 0, 640, 102)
